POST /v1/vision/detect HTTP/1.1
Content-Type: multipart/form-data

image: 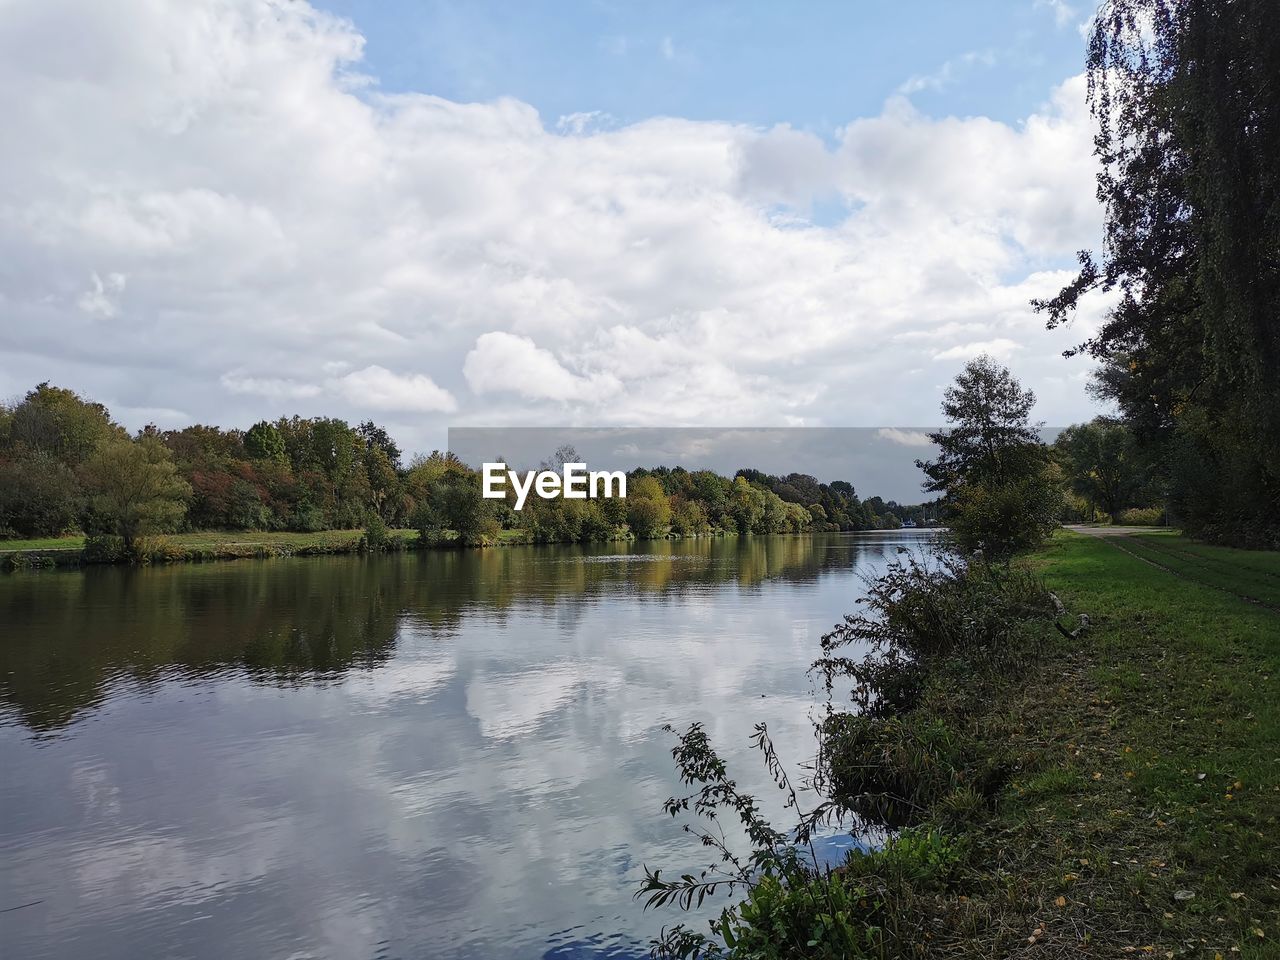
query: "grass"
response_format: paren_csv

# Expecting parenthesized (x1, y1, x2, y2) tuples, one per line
(957, 531, 1280, 956)
(779, 530, 1280, 959)
(0, 529, 422, 567)
(0, 534, 88, 551)
(0, 529, 418, 553)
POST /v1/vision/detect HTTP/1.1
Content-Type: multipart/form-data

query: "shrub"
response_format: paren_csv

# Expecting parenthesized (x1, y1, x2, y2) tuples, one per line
(363, 515, 390, 551)
(290, 505, 327, 533)
(130, 535, 188, 564)
(83, 534, 126, 563)
(1118, 506, 1163, 526)
(816, 555, 1054, 707)
(0, 453, 81, 537)
(820, 712, 970, 827)
(945, 472, 1063, 561)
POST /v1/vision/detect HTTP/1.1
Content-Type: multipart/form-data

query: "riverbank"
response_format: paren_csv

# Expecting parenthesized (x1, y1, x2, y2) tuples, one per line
(673, 529, 1279, 957)
(0, 525, 868, 571)
(0, 529, 416, 570)
(840, 530, 1279, 956)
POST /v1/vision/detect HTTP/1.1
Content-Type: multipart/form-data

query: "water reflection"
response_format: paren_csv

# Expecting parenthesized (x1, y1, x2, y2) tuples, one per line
(0, 532, 935, 960)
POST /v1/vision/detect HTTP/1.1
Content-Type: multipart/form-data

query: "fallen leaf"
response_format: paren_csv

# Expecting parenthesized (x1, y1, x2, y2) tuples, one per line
(1055, 896, 1067, 907)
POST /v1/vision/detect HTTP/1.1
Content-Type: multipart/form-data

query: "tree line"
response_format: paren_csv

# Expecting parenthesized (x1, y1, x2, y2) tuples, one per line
(1034, 0, 1279, 548)
(0, 383, 922, 550)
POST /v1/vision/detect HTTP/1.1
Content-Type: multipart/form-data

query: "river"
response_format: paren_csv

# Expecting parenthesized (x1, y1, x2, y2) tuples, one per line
(0, 530, 937, 960)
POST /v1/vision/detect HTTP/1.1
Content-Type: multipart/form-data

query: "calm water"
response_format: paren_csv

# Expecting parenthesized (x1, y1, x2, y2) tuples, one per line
(0, 531, 936, 960)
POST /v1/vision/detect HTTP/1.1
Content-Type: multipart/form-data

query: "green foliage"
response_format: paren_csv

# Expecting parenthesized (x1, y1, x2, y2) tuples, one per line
(627, 475, 673, 538)
(1117, 506, 1162, 526)
(917, 357, 1045, 496)
(0, 452, 81, 537)
(411, 467, 500, 546)
(83, 534, 126, 564)
(918, 357, 1061, 559)
(945, 471, 1064, 561)
(1034, 0, 1280, 546)
(2, 382, 122, 467)
(80, 437, 192, 548)
(363, 514, 390, 551)
(243, 421, 286, 462)
(814, 555, 1053, 825)
(1053, 418, 1151, 523)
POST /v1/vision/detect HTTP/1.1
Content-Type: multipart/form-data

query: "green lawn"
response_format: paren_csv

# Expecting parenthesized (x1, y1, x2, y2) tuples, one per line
(989, 531, 1280, 955)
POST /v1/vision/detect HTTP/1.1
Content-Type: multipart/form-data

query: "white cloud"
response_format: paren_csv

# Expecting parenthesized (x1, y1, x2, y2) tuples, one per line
(330, 365, 457, 413)
(0, 0, 1109, 455)
(463, 332, 619, 404)
(220, 373, 322, 400)
(1035, 0, 1078, 28)
(77, 272, 127, 318)
(932, 338, 1022, 361)
(659, 36, 675, 61)
(897, 50, 996, 96)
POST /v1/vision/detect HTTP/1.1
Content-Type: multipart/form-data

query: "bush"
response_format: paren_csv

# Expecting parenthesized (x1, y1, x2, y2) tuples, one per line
(129, 535, 188, 564)
(83, 534, 126, 563)
(363, 515, 390, 551)
(945, 472, 1063, 561)
(814, 555, 1053, 827)
(0, 453, 81, 537)
(816, 555, 1054, 704)
(821, 712, 970, 827)
(1118, 506, 1163, 526)
(289, 505, 327, 533)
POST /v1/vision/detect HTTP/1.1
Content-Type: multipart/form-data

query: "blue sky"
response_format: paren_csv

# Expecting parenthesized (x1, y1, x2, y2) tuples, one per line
(318, 0, 1088, 131)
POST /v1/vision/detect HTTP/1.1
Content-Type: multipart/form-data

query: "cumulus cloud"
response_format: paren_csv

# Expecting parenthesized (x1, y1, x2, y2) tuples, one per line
(463, 332, 618, 403)
(0, 0, 1108, 454)
(330, 365, 457, 413)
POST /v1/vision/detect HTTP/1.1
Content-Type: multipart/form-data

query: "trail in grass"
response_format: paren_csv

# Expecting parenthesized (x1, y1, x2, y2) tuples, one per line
(1099, 534, 1280, 612)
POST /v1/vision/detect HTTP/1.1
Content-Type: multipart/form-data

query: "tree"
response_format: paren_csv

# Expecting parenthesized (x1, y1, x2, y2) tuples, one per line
(3, 382, 121, 467)
(244, 421, 287, 462)
(80, 437, 191, 548)
(1054, 419, 1146, 523)
(916, 356, 1044, 497)
(626, 475, 672, 539)
(1034, 0, 1280, 545)
(920, 358, 1060, 559)
(728, 477, 765, 534)
(411, 468, 499, 545)
(357, 420, 402, 470)
(0, 453, 81, 537)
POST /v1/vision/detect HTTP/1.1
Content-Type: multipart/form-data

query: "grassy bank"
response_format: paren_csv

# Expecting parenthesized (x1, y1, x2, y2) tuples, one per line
(0, 524, 726, 570)
(879, 530, 1280, 956)
(0, 528, 420, 569)
(652, 530, 1279, 958)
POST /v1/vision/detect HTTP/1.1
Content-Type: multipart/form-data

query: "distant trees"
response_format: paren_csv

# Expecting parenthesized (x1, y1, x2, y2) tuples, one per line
(1, 381, 930, 549)
(1034, 0, 1280, 547)
(626, 475, 674, 539)
(243, 421, 286, 462)
(0, 453, 81, 538)
(1053, 419, 1151, 523)
(919, 357, 1061, 559)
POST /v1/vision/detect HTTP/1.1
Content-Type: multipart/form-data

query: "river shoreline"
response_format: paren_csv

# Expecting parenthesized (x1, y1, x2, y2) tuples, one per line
(0, 526, 925, 572)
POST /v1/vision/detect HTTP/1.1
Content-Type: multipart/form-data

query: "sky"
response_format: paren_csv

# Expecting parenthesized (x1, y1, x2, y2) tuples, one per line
(0, 0, 1110, 460)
